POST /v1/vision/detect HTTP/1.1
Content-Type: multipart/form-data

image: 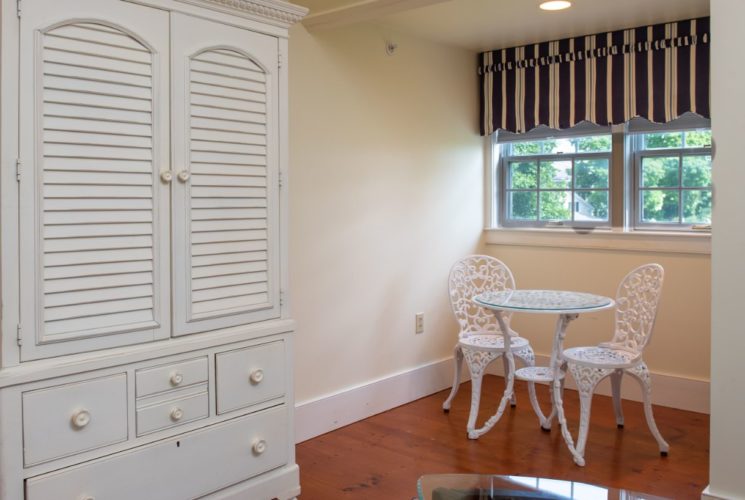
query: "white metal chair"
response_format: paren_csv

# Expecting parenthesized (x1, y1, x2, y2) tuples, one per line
(442, 255, 538, 439)
(559, 263, 669, 465)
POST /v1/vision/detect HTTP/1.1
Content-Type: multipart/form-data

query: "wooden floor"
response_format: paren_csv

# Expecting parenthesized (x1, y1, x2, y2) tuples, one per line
(296, 376, 709, 499)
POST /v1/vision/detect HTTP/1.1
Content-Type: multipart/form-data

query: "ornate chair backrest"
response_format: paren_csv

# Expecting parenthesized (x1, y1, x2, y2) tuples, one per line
(610, 263, 665, 354)
(448, 255, 515, 336)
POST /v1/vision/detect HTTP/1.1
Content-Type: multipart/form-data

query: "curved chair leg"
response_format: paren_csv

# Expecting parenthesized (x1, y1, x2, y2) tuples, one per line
(610, 369, 625, 428)
(564, 363, 612, 466)
(502, 354, 517, 407)
(468, 349, 516, 440)
(462, 347, 501, 439)
(628, 363, 669, 455)
(442, 344, 463, 412)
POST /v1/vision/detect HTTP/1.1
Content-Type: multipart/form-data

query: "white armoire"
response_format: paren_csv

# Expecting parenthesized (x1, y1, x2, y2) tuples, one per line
(0, 0, 306, 498)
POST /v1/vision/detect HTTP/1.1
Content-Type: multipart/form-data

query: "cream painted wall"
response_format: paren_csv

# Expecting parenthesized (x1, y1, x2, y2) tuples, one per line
(287, 16, 713, 416)
(706, 0, 745, 497)
(288, 24, 484, 403)
(483, 245, 711, 381)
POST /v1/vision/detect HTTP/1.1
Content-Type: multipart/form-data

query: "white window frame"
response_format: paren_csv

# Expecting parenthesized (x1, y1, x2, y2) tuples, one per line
(493, 123, 613, 230)
(490, 115, 712, 235)
(499, 141, 613, 229)
(631, 130, 713, 231)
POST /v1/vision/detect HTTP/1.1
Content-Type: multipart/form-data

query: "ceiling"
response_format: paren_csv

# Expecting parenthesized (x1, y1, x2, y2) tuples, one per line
(298, 0, 710, 52)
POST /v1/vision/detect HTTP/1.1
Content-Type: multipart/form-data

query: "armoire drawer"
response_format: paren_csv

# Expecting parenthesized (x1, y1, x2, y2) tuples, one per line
(26, 405, 289, 500)
(136, 386, 209, 436)
(22, 374, 128, 466)
(135, 356, 208, 397)
(216, 340, 286, 414)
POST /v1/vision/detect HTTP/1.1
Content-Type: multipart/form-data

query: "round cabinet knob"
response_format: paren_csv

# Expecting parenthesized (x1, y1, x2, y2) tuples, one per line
(249, 369, 264, 384)
(170, 371, 184, 386)
(160, 171, 173, 183)
(252, 439, 267, 455)
(170, 407, 184, 422)
(71, 409, 91, 429)
(177, 170, 191, 182)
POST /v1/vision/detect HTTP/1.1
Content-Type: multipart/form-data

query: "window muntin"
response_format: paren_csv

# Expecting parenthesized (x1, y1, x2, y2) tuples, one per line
(501, 135, 612, 227)
(635, 129, 712, 228)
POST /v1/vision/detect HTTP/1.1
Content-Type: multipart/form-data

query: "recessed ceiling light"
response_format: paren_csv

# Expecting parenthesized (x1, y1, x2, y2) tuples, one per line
(540, 1, 572, 10)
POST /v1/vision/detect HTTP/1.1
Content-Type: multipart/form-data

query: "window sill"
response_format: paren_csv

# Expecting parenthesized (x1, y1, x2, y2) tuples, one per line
(484, 227, 711, 255)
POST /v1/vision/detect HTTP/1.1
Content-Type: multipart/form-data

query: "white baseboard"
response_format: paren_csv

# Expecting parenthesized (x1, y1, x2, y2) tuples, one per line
(701, 485, 733, 499)
(295, 355, 709, 444)
(487, 353, 710, 415)
(295, 357, 456, 443)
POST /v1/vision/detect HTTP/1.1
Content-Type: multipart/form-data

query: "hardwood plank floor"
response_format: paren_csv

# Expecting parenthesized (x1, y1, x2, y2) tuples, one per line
(296, 376, 709, 499)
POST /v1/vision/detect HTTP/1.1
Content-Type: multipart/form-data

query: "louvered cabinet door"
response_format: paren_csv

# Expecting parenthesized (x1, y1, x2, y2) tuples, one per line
(18, 0, 171, 360)
(171, 13, 280, 336)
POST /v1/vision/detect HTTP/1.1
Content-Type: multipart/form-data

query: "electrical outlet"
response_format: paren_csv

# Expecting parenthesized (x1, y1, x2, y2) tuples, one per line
(415, 313, 424, 334)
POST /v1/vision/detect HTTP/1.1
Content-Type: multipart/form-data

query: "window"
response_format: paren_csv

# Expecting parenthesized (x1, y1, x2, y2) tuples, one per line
(493, 117, 712, 232)
(501, 135, 612, 227)
(634, 129, 712, 228)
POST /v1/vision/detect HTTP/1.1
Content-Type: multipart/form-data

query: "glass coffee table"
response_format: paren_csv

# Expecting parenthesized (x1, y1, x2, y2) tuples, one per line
(417, 474, 668, 499)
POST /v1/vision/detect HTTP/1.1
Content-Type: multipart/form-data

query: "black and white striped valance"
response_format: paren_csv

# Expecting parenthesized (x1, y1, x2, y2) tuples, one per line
(479, 17, 710, 135)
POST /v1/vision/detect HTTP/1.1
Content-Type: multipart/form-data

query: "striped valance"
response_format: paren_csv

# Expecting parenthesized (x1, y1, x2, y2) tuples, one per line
(479, 17, 710, 135)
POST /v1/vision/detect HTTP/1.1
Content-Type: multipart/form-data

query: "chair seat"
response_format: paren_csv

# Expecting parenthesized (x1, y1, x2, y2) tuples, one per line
(459, 334, 530, 352)
(562, 346, 640, 369)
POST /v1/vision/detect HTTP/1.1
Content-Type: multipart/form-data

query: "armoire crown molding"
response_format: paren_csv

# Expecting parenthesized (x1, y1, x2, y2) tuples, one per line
(175, 0, 309, 27)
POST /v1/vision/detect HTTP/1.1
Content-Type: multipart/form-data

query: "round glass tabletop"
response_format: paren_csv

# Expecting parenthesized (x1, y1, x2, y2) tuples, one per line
(473, 289, 614, 314)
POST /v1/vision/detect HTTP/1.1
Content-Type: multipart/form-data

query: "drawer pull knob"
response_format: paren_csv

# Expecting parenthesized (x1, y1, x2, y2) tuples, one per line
(170, 371, 184, 386)
(170, 407, 184, 422)
(177, 170, 191, 182)
(249, 369, 264, 384)
(252, 439, 267, 455)
(71, 409, 91, 429)
(160, 171, 173, 183)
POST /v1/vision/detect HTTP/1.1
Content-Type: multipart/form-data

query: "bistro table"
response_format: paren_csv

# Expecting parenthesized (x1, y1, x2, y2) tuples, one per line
(472, 290, 614, 466)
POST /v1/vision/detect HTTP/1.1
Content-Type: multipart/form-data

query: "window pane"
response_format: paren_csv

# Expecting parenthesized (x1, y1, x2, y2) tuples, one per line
(510, 141, 541, 156)
(539, 191, 571, 220)
(643, 132, 683, 149)
(684, 130, 712, 148)
(641, 190, 680, 223)
(575, 135, 612, 152)
(682, 155, 712, 187)
(641, 156, 679, 187)
(575, 159, 609, 188)
(574, 191, 609, 221)
(542, 138, 575, 154)
(539, 160, 572, 189)
(508, 161, 538, 189)
(507, 191, 537, 220)
(683, 190, 712, 223)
